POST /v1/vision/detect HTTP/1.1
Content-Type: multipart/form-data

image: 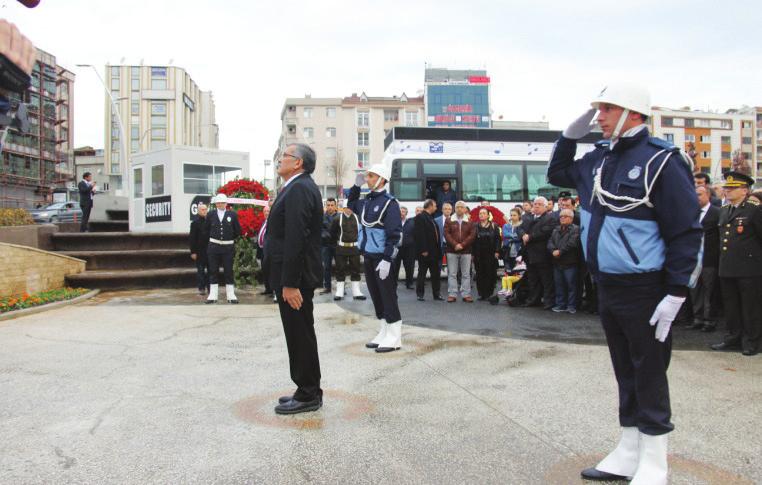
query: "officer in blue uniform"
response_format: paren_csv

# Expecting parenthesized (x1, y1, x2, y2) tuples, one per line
(205, 193, 242, 304)
(547, 83, 702, 485)
(348, 163, 403, 353)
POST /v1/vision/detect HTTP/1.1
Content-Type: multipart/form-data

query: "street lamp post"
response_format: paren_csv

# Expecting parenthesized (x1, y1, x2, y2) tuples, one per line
(76, 64, 130, 198)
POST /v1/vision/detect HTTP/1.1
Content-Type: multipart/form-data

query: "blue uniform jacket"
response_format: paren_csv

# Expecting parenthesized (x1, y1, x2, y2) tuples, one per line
(348, 185, 402, 262)
(547, 128, 701, 296)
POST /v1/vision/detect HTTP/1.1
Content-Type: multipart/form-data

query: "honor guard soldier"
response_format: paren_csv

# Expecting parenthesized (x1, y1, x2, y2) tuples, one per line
(348, 164, 403, 352)
(710, 171, 762, 356)
(329, 202, 366, 301)
(205, 193, 242, 304)
(548, 83, 702, 484)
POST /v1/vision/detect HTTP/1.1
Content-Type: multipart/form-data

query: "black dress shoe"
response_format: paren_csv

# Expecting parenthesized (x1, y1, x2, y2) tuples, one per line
(319, 288, 331, 295)
(274, 398, 322, 415)
(433, 295, 444, 301)
(580, 467, 629, 481)
(228, 299, 239, 304)
(353, 295, 367, 300)
(417, 296, 425, 301)
(205, 300, 216, 304)
(278, 395, 293, 404)
(742, 349, 758, 356)
(710, 342, 741, 351)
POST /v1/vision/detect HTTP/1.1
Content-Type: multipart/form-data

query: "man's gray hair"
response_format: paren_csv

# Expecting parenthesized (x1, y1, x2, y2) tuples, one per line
(560, 208, 575, 218)
(533, 196, 548, 205)
(289, 143, 316, 174)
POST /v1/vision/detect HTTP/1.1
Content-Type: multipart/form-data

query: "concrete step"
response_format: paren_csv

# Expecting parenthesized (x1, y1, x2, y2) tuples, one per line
(66, 267, 200, 290)
(106, 209, 128, 220)
(59, 249, 194, 270)
(88, 220, 130, 232)
(52, 232, 190, 251)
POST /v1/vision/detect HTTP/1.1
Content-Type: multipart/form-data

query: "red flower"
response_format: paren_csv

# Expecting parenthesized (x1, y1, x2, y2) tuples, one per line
(216, 178, 269, 237)
(469, 205, 507, 228)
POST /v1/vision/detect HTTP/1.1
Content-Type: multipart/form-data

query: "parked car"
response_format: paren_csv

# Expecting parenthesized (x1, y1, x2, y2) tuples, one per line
(30, 202, 83, 224)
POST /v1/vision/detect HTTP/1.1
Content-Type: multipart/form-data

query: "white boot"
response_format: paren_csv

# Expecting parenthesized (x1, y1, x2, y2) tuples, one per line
(206, 284, 218, 304)
(581, 427, 639, 480)
(630, 433, 668, 485)
(375, 320, 402, 353)
(334, 281, 345, 301)
(365, 319, 386, 349)
(225, 284, 238, 303)
(351, 281, 366, 300)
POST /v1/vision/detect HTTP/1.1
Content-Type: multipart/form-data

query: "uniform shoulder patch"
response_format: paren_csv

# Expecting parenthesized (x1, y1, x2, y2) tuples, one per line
(648, 136, 679, 152)
(594, 140, 610, 149)
(747, 198, 760, 206)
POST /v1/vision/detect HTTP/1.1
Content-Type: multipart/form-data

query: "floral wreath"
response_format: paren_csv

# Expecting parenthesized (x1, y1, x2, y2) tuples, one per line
(216, 178, 269, 238)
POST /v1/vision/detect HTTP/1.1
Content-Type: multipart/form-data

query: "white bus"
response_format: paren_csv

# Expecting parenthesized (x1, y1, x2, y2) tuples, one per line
(380, 127, 602, 213)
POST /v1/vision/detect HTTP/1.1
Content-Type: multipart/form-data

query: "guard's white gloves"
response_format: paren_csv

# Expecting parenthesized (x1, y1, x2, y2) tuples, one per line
(563, 108, 597, 139)
(376, 260, 391, 280)
(649, 295, 686, 342)
(354, 173, 366, 187)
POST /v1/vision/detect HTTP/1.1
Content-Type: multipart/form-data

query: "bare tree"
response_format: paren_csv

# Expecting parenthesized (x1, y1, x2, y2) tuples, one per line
(328, 147, 352, 198)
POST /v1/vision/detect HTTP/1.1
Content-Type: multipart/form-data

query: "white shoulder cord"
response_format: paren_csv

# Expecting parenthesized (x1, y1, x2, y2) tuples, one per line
(360, 197, 392, 227)
(592, 149, 673, 213)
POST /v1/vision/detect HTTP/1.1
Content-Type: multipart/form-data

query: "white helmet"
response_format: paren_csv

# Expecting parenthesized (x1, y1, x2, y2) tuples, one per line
(211, 193, 228, 204)
(367, 163, 391, 182)
(591, 83, 651, 117)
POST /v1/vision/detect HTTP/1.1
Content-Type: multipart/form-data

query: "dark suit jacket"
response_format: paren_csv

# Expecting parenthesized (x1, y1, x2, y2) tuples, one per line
(700, 204, 720, 268)
(189, 216, 210, 256)
(400, 218, 416, 248)
(264, 173, 323, 289)
(413, 211, 441, 259)
(78, 180, 94, 207)
(523, 211, 558, 265)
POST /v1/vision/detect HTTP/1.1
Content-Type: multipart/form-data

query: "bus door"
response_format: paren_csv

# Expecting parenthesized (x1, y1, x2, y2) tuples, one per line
(424, 178, 459, 202)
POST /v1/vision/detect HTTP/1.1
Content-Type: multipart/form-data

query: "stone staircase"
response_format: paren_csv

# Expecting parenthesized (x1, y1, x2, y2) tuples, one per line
(54, 232, 198, 290)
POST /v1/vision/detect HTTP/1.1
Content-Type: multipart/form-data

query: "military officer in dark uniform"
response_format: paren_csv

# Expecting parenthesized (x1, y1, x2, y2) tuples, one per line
(710, 171, 762, 356)
(205, 193, 241, 304)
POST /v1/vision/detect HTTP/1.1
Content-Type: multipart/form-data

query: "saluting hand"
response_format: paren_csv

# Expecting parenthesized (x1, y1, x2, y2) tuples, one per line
(282, 287, 303, 310)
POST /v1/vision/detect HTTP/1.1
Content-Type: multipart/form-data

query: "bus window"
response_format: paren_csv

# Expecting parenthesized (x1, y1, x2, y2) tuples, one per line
(399, 161, 418, 178)
(527, 164, 574, 200)
(422, 161, 456, 176)
(461, 162, 523, 202)
(391, 180, 423, 201)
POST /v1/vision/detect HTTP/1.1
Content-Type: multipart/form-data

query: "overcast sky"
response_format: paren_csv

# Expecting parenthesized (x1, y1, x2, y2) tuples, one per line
(6, 0, 760, 179)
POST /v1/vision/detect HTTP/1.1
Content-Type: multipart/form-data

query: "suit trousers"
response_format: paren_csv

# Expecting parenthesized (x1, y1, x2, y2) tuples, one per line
(598, 283, 673, 435)
(527, 262, 554, 307)
(394, 246, 415, 287)
(720, 276, 762, 352)
(416, 254, 441, 298)
(364, 254, 401, 323)
(79, 204, 92, 232)
(277, 287, 322, 401)
(321, 246, 335, 290)
(207, 243, 235, 285)
(195, 255, 209, 290)
(690, 266, 717, 322)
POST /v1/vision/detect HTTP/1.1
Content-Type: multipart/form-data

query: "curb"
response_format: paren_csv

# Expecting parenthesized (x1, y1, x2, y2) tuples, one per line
(0, 289, 101, 322)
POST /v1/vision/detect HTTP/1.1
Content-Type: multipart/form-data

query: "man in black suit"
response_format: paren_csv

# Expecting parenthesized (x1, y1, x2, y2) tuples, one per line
(413, 199, 443, 301)
(78, 172, 96, 232)
(521, 196, 559, 309)
(265, 143, 324, 414)
(189, 202, 210, 296)
(694, 173, 721, 207)
(394, 206, 416, 289)
(690, 185, 720, 332)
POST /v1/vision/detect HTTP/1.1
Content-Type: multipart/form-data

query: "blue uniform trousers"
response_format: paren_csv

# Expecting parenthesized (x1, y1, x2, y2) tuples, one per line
(598, 282, 674, 436)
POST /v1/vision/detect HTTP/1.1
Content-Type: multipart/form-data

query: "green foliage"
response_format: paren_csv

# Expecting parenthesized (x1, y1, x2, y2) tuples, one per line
(0, 208, 34, 227)
(233, 237, 259, 288)
(0, 287, 89, 313)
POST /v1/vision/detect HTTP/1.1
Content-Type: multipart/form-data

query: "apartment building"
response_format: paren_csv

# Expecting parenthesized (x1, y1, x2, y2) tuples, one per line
(274, 93, 425, 197)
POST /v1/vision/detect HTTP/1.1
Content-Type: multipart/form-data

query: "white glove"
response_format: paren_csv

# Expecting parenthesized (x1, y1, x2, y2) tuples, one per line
(376, 260, 391, 280)
(562, 108, 597, 139)
(354, 173, 366, 187)
(649, 295, 686, 342)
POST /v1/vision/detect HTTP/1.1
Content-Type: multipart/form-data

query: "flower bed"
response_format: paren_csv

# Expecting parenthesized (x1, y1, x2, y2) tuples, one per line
(0, 208, 34, 227)
(0, 287, 89, 314)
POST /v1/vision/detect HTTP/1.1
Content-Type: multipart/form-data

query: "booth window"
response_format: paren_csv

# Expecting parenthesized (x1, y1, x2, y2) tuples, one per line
(152, 165, 164, 196)
(133, 168, 143, 198)
(183, 164, 242, 194)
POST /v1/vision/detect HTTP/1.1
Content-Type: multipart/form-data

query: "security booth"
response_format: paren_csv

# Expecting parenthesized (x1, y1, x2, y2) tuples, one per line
(129, 145, 250, 233)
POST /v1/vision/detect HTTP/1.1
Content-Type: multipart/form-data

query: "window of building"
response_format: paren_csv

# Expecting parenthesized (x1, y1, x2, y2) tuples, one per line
(742, 137, 752, 144)
(685, 134, 696, 143)
(303, 107, 312, 118)
(287, 125, 296, 135)
(700, 135, 711, 143)
(384, 110, 399, 122)
(742, 151, 752, 160)
(131, 124, 139, 140)
(721, 136, 731, 144)
(357, 151, 369, 168)
(131, 140, 139, 153)
(742, 121, 752, 128)
(326, 107, 336, 118)
(405, 111, 419, 127)
(357, 132, 369, 147)
(698, 119, 710, 127)
(303, 127, 313, 138)
(325, 147, 337, 161)
(684, 119, 694, 128)
(720, 120, 731, 129)
(721, 151, 731, 159)
(151, 67, 167, 89)
(131, 78, 140, 90)
(131, 101, 140, 115)
(357, 111, 369, 128)
(326, 127, 336, 138)
(183, 164, 242, 194)
(131, 66, 139, 78)
(110, 76, 120, 91)
(133, 167, 143, 198)
(664, 133, 674, 143)
(151, 164, 164, 195)
(151, 103, 167, 115)
(701, 151, 710, 158)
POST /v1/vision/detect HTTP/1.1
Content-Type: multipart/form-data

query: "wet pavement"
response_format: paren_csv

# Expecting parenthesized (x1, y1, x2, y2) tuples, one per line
(1, 287, 759, 483)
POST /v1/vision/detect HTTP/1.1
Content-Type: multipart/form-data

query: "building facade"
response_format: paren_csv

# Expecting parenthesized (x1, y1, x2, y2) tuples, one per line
(650, 107, 757, 182)
(425, 68, 491, 128)
(274, 93, 425, 197)
(103, 65, 219, 192)
(0, 48, 75, 208)
(734, 106, 762, 184)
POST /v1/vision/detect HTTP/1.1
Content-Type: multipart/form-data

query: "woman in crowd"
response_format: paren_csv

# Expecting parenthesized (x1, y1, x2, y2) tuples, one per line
(473, 207, 502, 300)
(502, 207, 523, 271)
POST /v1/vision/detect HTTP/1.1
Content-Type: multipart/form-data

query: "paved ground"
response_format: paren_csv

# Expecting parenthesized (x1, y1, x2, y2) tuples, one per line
(0, 287, 759, 484)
